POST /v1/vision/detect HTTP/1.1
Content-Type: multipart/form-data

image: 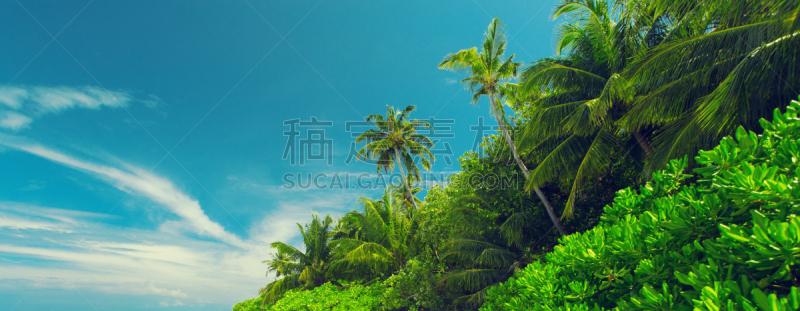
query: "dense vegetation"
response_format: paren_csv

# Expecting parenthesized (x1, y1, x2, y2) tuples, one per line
(482, 101, 800, 310)
(235, 0, 799, 309)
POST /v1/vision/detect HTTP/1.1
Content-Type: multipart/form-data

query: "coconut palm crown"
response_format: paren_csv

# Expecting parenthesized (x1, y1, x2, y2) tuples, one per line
(356, 105, 434, 210)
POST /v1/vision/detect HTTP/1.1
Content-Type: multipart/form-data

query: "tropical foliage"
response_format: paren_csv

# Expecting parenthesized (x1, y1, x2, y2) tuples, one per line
(439, 17, 568, 235)
(519, 0, 800, 218)
(482, 101, 800, 310)
(356, 105, 434, 210)
(236, 258, 444, 311)
(260, 214, 336, 304)
(237, 283, 384, 311)
(518, 0, 654, 218)
(624, 0, 800, 171)
(236, 0, 799, 309)
(330, 189, 415, 279)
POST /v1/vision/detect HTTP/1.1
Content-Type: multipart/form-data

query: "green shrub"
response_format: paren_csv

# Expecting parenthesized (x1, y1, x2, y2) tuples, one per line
(234, 258, 445, 311)
(382, 258, 444, 310)
(481, 100, 800, 310)
(232, 297, 265, 311)
(261, 283, 385, 311)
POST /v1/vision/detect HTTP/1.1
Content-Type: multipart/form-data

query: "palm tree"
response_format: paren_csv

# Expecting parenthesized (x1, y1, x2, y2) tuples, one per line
(439, 18, 568, 235)
(519, 0, 800, 219)
(356, 105, 434, 210)
(440, 188, 546, 306)
(517, 0, 656, 218)
(330, 189, 415, 279)
(441, 236, 518, 306)
(261, 214, 334, 304)
(620, 0, 800, 171)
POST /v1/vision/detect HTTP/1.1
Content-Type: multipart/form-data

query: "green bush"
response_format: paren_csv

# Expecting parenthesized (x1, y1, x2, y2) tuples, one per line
(481, 100, 800, 310)
(253, 283, 384, 311)
(233, 297, 264, 311)
(381, 258, 444, 310)
(234, 259, 443, 311)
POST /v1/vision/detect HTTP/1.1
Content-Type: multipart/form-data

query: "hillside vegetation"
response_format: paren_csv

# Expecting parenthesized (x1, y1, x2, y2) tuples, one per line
(235, 0, 800, 309)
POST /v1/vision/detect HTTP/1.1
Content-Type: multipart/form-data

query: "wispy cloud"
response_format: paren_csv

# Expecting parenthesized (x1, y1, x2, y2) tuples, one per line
(0, 213, 75, 233)
(226, 174, 369, 245)
(0, 216, 265, 305)
(28, 86, 130, 113)
(0, 191, 347, 305)
(0, 138, 243, 246)
(0, 111, 32, 131)
(17, 180, 45, 191)
(134, 282, 187, 298)
(0, 85, 145, 131)
(159, 299, 185, 307)
(445, 78, 459, 85)
(0, 87, 27, 109)
(0, 85, 130, 112)
(141, 94, 163, 109)
(0, 202, 104, 233)
(0, 181, 269, 306)
(0, 137, 375, 306)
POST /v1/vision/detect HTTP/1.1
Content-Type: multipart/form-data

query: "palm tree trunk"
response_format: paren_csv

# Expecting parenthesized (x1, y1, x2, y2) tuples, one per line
(633, 131, 652, 156)
(488, 91, 568, 236)
(393, 146, 420, 210)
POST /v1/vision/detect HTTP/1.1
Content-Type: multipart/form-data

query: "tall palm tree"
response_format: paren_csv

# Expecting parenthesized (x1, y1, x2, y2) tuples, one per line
(439, 18, 568, 235)
(356, 105, 434, 210)
(260, 214, 334, 304)
(517, 0, 656, 218)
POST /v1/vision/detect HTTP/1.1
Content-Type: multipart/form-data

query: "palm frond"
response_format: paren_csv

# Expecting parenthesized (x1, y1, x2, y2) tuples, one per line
(563, 128, 617, 218)
(499, 211, 535, 247)
(438, 48, 481, 73)
(694, 30, 800, 135)
(269, 241, 306, 262)
(261, 275, 301, 305)
(526, 134, 591, 189)
(441, 269, 507, 293)
(521, 61, 607, 94)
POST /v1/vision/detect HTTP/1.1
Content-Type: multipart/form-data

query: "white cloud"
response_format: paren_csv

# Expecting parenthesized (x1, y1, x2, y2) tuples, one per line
(0, 215, 73, 233)
(30, 85, 130, 113)
(17, 180, 45, 191)
(141, 94, 163, 108)
(159, 300, 184, 307)
(0, 202, 105, 233)
(0, 87, 28, 109)
(0, 140, 243, 246)
(0, 203, 268, 305)
(445, 78, 458, 84)
(0, 111, 32, 131)
(0, 85, 138, 132)
(0, 139, 380, 306)
(138, 282, 188, 298)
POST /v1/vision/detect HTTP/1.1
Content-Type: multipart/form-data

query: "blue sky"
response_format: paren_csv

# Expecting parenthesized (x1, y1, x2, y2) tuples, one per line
(0, 1, 558, 310)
